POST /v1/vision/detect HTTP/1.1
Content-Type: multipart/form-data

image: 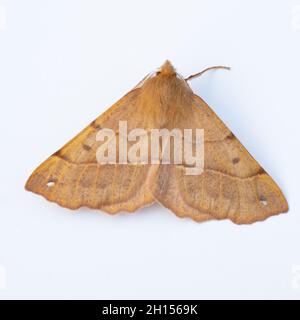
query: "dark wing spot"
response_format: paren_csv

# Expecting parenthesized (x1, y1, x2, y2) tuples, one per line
(232, 157, 240, 164)
(91, 121, 102, 130)
(82, 144, 92, 151)
(226, 132, 236, 140)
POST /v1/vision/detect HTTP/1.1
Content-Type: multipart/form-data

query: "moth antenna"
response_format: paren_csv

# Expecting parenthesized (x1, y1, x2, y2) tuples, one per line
(185, 66, 231, 81)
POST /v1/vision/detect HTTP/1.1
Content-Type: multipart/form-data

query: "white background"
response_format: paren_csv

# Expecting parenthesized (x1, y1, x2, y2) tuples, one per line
(0, 0, 300, 299)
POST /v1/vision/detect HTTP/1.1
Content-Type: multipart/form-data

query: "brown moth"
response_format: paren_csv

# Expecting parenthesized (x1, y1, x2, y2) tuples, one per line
(25, 61, 288, 224)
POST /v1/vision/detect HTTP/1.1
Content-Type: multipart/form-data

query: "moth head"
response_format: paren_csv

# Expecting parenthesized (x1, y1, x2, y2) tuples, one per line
(158, 60, 176, 76)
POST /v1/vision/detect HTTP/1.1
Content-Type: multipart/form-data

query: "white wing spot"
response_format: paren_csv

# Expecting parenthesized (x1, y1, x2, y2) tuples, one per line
(46, 180, 56, 188)
(260, 196, 268, 206)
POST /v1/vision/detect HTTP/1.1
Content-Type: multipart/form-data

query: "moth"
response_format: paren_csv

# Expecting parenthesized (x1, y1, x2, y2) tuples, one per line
(25, 61, 288, 224)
